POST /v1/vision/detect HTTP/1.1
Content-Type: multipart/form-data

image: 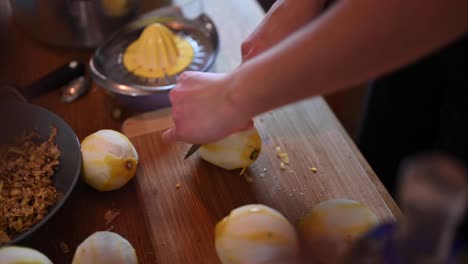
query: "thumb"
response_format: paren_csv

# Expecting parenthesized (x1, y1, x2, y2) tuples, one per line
(161, 127, 179, 142)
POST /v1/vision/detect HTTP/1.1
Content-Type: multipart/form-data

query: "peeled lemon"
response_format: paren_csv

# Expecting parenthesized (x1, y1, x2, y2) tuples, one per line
(0, 246, 52, 264)
(72, 231, 138, 264)
(297, 199, 380, 263)
(81, 129, 138, 191)
(215, 204, 300, 264)
(198, 127, 262, 171)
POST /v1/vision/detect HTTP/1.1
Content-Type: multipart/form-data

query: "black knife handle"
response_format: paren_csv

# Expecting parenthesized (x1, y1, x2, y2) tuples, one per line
(22, 60, 85, 99)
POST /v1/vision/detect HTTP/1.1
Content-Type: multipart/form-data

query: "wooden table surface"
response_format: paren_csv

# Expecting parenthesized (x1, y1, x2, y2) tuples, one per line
(0, 0, 399, 263)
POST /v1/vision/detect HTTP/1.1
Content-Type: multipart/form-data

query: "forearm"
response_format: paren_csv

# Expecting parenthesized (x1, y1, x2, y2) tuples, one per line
(231, 0, 468, 119)
(242, 0, 326, 60)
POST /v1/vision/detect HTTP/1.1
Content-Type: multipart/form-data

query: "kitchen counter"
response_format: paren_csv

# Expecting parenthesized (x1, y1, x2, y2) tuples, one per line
(0, 0, 400, 262)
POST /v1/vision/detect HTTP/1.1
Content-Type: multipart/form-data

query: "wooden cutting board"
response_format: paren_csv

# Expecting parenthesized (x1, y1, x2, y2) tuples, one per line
(122, 98, 400, 263)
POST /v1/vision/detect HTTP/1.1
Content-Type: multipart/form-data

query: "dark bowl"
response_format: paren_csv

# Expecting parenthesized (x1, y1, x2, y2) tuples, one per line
(0, 102, 81, 246)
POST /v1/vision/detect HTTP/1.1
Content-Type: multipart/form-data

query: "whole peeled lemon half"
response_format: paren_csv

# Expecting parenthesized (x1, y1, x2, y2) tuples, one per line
(0, 246, 52, 264)
(297, 199, 380, 263)
(81, 130, 138, 191)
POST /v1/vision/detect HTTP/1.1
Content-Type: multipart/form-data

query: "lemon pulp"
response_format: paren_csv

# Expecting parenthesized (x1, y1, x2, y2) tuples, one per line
(123, 23, 194, 78)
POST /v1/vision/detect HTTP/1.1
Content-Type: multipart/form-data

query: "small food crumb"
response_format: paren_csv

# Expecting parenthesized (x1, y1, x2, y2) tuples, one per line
(310, 167, 318, 173)
(244, 173, 253, 183)
(104, 209, 121, 225)
(112, 108, 122, 120)
(300, 192, 304, 195)
(176, 183, 181, 189)
(275, 146, 290, 164)
(59, 242, 70, 254)
(240, 167, 247, 176)
(280, 162, 286, 170)
(263, 168, 267, 172)
(288, 194, 293, 197)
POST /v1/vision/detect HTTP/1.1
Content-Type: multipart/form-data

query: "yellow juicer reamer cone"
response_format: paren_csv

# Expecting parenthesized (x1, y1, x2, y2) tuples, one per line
(123, 23, 194, 78)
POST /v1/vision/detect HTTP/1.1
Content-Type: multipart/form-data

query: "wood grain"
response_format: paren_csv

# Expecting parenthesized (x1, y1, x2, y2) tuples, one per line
(120, 0, 400, 262)
(122, 97, 400, 263)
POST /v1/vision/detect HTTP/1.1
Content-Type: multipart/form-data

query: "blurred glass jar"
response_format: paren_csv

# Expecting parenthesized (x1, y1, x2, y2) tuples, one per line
(9, 0, 172, 48)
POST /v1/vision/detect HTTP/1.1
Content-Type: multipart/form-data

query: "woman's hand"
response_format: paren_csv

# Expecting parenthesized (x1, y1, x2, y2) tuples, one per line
(162, 72, 253, 144)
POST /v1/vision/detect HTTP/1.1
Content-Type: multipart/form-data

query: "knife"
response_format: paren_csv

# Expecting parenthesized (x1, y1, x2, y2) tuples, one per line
(184, 144, 202, 160)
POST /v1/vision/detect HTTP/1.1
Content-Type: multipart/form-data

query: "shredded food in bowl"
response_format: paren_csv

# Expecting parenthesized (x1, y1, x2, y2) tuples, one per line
(0, 126, 60, 244)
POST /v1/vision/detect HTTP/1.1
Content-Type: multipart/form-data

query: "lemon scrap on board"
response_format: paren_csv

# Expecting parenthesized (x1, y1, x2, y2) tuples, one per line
(72, 231, 138, 264)
(198, 127, 262, 173)
(81, 129, 139, 192)
(123, 23, 194, 78)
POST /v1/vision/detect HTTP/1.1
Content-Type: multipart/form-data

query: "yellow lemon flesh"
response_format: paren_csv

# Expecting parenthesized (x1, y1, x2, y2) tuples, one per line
(297, 199, 380, 263)
(123, 23, 194, 78)
(81, 130, 138, 192)
(72, 231, 138, 264)
(0, 246, 52, 264)
(198, 127, 262, 171)
(215, 204, 300, 264)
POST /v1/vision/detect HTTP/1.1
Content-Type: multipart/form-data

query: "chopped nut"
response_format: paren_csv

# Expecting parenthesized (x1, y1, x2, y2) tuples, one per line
(0, 127, 59, 243)
(176, 183, 181, 189)
(59, 242, 71, 254)
(104, 210, 120, 225)
(310, 167, 318, 173)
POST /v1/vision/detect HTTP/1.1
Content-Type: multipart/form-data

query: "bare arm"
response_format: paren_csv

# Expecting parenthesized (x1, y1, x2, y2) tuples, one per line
(164, 0, 468, 144)
(241, 0, 326, 61)
(230, 0, 468, 120)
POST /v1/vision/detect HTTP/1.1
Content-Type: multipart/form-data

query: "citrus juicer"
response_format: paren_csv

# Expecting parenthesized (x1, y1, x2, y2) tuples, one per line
(89, 5, 219, 111)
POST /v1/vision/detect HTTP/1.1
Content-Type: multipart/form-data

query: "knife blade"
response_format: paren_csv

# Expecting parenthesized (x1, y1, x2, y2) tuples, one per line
(184, 144, 202, 160)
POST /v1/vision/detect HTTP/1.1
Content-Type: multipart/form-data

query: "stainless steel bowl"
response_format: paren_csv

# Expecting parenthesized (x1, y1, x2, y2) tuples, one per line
(89, 6, 219, 112)
(9, 0, 171, 48)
